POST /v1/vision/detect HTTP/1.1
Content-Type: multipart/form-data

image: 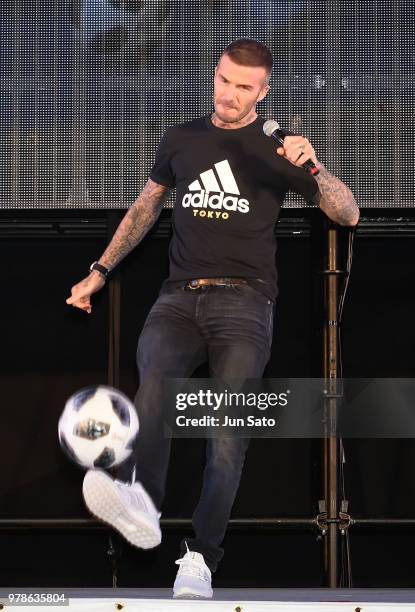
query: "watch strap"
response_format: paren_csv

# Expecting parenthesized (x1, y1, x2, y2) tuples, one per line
(89, 261, 109, 279)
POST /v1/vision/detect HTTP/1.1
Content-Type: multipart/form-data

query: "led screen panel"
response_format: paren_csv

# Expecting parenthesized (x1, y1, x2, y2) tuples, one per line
(0, 0, 413, 208)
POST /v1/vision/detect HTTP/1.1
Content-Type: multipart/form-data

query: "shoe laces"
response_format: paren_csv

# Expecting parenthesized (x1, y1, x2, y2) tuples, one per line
(175, 543, 211, 582)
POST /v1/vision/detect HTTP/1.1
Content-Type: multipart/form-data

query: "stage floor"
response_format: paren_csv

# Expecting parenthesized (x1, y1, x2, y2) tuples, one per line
(2, 589, 415, 611)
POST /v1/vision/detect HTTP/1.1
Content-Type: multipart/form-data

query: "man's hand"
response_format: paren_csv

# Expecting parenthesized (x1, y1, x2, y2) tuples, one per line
(66, 271, 106, 314)
(276, 135, 319, 168)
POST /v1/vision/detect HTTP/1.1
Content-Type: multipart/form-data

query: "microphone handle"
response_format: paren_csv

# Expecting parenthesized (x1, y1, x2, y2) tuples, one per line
(273, 128, 320, 176)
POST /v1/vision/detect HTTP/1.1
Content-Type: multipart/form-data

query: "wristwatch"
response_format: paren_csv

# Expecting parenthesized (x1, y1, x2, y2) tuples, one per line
(89, 261, 109, 279)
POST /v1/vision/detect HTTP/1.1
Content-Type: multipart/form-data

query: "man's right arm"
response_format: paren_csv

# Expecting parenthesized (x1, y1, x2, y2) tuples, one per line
(99, 178, 169, 270)
(66, 178, 169, 312)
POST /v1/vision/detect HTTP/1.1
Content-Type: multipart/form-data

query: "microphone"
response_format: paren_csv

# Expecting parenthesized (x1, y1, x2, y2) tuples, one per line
(263, 119, 320, 176)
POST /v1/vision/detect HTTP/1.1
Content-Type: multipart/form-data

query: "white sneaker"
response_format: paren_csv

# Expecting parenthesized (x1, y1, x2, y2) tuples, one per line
(173, 543, 213, 599)
(82, 469, 161, 549)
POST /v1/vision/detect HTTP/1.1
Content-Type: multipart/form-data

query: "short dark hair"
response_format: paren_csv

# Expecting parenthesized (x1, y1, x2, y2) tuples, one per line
(222, 39, 273, 75)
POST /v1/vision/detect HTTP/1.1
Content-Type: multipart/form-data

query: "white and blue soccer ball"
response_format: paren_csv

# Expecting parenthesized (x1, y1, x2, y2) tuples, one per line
(58, 386, 139, 470)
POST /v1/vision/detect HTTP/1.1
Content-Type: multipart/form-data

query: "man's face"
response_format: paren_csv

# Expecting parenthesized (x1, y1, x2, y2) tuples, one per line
(213, 54, 270, 124)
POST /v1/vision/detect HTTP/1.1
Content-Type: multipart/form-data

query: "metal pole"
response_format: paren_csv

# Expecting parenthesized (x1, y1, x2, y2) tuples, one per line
(2, 516, 415, 531)
(323, 224, 340, 587)
(106, 212, 121, 388)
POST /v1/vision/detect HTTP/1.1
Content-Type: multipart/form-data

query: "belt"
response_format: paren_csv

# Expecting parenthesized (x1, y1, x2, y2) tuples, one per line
(186, 277, 248, 290)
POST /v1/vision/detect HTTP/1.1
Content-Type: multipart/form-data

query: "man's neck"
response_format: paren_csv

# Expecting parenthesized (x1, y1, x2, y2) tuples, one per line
(210, 111, 258, 130)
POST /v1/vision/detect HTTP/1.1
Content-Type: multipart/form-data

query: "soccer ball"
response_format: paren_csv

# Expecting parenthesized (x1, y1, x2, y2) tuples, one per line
(58, 386, 139, 470)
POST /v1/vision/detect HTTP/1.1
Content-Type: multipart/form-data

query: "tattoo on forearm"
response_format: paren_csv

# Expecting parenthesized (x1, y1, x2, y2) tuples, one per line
(99, 179, 168, 270)
(315, 164, 360, 226)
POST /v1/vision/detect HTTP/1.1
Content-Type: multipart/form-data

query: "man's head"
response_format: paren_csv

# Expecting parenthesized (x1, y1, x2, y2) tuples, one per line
(213, 39, 273, 125)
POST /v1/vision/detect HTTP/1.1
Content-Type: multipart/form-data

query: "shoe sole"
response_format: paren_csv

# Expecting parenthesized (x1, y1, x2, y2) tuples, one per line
(173, 586, 213, 599)
(173, 590, 212, 599)
(82, 470, 161, 550)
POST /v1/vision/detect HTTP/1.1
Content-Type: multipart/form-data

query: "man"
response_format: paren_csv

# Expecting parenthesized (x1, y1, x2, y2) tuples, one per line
(66, 39, 359, 598)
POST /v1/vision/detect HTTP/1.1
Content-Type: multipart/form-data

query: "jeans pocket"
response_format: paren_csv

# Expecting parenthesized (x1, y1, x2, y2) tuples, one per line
(232, 283, 271, 304)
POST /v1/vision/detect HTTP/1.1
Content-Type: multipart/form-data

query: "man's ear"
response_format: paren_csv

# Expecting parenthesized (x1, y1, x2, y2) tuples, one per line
(258, 84, 270, 103)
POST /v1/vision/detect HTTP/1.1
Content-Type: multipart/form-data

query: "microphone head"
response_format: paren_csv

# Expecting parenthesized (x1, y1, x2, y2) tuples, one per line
(263, 119, 280, 137)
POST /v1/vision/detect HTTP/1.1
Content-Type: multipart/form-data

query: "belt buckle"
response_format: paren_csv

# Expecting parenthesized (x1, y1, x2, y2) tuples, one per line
(188, 279, 201, 290)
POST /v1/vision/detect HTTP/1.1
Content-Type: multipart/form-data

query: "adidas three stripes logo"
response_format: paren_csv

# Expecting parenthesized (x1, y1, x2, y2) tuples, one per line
(182, 159, 250, 214)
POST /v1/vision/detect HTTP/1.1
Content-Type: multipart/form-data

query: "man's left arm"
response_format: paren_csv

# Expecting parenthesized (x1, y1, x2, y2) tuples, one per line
(313, 162, 360, 227)
(277, 136, 360, 227)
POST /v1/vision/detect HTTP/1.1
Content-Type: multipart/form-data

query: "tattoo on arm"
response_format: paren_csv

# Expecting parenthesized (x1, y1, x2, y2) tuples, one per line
(314, 164, 360, 226)
(99, 179, 169, 270)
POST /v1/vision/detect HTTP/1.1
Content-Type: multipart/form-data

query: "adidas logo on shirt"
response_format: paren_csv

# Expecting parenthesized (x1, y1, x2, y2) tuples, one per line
(182, 160, 250, 217)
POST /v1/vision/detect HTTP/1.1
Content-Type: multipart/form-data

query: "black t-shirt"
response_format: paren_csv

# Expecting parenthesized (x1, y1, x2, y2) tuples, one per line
(150, 115, 320, 301)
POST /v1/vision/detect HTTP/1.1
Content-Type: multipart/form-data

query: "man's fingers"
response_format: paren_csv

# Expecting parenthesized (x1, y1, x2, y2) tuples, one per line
(294, 153, 309, 166)
(66, 293, 91, 310)
(74, 303, 91, 313)
(66, 296, 88, 305)
(283, 135, 305, 147)
(278, 146, 315, 166)
(277, 146, 301, 163)
(66, 290, 90, 304)
(277, 146, 303, 160)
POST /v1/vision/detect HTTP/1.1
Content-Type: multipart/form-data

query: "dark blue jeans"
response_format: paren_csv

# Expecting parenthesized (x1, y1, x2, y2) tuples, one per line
(120, 283, 274, 572)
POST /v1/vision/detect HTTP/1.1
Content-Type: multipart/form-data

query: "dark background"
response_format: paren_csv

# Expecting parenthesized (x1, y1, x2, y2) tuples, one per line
(1, 208, 415, 587)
